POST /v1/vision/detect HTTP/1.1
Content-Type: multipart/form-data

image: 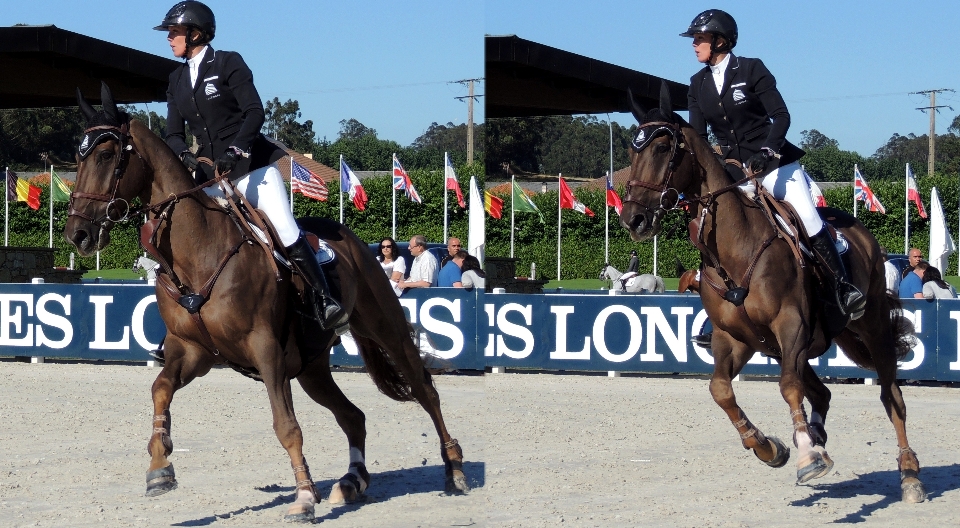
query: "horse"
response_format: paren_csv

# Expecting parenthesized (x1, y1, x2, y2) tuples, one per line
(598, 263, 665, 293)
(617, 83, 924, 503)
(674, 259, 700, 293)
(133, 254, 160, 281)
(64, 83, 468, 522)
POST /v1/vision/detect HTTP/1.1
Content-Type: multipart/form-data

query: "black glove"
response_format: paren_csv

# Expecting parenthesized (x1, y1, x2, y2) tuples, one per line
(180, 151, 199, 172)
(746, 149, 775, 175)
(215, 149, 239, 176)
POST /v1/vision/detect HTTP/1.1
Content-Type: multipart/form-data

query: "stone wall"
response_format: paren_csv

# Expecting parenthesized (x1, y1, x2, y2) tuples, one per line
(0, 246, 84, 283)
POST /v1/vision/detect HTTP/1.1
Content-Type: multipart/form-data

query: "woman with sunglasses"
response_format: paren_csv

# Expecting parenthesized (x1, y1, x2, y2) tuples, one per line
(377, 237, 406, 284)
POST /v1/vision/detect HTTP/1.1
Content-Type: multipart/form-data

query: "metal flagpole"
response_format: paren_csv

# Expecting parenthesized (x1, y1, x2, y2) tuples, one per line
(510, 174, 515, 258)
(905, 163, 909, 255)
(557, 173, 562, 282)
(339, 155, 344, 225)
(607, 115, 614, 264)
(392, 153, 397, 240)
(289, 156, 294, 213)
(853, 164, 858, 218)
(4, 166, 8, 246)
(49, 163, 54, 248)
(653, 235, 658, 276)
(604, 170, 609, 265)
(443, 152, 449, 244)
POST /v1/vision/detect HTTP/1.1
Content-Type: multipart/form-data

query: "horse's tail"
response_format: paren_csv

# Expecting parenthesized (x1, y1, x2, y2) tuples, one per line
(352, 326, 435, 403)
(835, 292, 916, 369)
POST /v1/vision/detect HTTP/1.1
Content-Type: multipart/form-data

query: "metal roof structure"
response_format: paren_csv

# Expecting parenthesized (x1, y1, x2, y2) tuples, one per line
(485, 35, 687, 118)
(0, 25, 178, 109)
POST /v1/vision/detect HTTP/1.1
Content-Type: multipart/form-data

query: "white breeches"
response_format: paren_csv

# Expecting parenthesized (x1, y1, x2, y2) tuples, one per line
(203, 165, 301, 246)
(760, 161, 824, 236)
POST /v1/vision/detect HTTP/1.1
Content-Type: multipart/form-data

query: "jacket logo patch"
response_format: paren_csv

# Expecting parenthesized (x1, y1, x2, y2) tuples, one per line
(204, 83, 218, 96)
(732, 88, 746, 102)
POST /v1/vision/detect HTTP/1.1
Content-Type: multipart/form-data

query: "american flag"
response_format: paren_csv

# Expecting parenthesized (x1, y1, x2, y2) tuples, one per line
(392, 154, 421, 203)
(291, 160, 328, 201)
(854, 165, 885, 214)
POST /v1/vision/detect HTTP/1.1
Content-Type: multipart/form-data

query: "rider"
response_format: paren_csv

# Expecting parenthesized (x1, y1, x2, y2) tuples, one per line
(681, 9, 865, 317)
(155, 1, 347, 331)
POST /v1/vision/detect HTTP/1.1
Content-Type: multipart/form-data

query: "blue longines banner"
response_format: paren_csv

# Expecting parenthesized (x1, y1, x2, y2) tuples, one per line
(1, 283, 959, 381)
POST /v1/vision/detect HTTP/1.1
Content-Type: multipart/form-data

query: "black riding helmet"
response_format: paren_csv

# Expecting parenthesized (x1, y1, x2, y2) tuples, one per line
(680, 9, 737, 53)
(154, 1, 216, 46)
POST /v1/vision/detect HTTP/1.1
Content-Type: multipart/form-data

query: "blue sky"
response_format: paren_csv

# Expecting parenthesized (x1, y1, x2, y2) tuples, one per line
(3, 0, 483, 147)
(5, 1, 958, 157)
(487, 0, 959, 157)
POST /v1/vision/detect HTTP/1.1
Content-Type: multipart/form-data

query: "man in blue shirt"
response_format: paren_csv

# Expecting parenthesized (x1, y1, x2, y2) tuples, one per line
(438, 252, 464, 287)
(900, 252, 926, 299)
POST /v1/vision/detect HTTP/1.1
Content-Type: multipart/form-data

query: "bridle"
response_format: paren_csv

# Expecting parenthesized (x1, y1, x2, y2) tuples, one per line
(622, 120, 692, 215)
(68, 122, 140, 233)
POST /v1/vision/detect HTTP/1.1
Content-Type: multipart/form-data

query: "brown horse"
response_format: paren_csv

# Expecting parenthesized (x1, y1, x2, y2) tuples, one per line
(618, 83, 925, 503)
(64, 83, 468, 522)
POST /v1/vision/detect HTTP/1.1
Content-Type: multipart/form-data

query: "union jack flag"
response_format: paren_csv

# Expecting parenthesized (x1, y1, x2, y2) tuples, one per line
(392, 154, 421, 204)
(291, 160, 328, 201)
(854, 165, 885, 214)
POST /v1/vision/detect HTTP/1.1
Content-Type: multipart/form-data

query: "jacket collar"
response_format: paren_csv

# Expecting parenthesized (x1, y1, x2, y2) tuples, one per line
(192, 46, 216, 94)
(718, 53, 739, 97)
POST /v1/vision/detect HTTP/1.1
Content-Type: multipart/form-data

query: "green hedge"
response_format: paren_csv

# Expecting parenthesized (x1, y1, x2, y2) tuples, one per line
(4, 167, 956, 277)
(486, 172, 960, 279)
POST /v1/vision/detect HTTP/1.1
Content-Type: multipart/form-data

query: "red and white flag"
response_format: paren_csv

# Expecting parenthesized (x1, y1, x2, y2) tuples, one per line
(392, 154, 421, 203)
(444, 152, 465, 208)
(559, 177, 594, 216)
(606, 171, 623, 214)
(906, 164, 927, 218)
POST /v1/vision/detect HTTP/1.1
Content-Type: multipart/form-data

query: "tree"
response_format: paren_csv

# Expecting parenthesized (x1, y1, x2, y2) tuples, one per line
(0, 107, 85, 169)
(949, 114, 960, 136)
(122, 105, 166, 139)
(800, 129, 839, 151)
(338, 118, 377, 140)
(263, 98, 315, 152)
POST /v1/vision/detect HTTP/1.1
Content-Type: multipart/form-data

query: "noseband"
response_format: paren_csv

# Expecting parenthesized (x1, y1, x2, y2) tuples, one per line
(68, 122, 139, 229)
(623, 121, 692, 213)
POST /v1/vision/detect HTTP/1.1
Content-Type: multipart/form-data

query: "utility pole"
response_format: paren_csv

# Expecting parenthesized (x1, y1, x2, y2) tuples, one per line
(453, 78, 483, 163)
(911, 88, 955, 176)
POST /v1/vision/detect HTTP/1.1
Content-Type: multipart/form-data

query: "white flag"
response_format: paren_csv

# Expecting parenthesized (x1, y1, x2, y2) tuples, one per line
(928, 187, 955, 273)
(468, 176, 485, 267)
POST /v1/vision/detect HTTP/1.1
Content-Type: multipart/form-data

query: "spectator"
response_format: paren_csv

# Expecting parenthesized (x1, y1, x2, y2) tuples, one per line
(922, 266, 957, 299)
(627, 250, 639, 274)
(440, 237, 462, 268)
(904, 248, 923, 279)
(376, 237, 405, 284)
(900, 260, 927, 299)
(438, 250, 464, 287)
(398, 235, 438, 290)
(881, 247, 900, 295)
(458, 252, 487, 291)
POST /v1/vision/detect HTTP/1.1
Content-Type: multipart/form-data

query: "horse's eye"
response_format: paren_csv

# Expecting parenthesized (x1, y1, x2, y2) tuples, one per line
(655, 142, 670, 153)
(98, 149, 114, 162)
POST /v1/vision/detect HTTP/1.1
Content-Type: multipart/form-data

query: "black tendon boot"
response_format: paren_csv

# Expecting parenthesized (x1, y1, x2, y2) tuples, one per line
(810, 230, 866, 317)
(286, 235, 349, 333)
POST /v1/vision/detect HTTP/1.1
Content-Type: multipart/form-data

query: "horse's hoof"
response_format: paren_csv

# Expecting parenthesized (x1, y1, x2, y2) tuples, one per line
(814, 445, 834, 474)
(445, 470, 470, 493)
(284, 490, 317, 523)
(755, 436, 790, 468)
(328, 481, 359, 504)
(145, 464, 178, 497)
(796, 451, 830, 484)
(283, 509, 315, 523)
(901, 479, 927, 503)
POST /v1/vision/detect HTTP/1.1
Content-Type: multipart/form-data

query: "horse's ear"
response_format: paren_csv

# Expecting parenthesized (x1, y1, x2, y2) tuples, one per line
(76, 87, 97, 122)
(100, 81, 119, 124)
(659, 81, 674, 122)
(626, 87, 649, 124)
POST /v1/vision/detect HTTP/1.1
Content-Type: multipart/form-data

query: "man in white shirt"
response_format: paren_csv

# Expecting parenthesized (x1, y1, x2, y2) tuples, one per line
(881, 247, 900, 295)
(399, 234, 438, 290)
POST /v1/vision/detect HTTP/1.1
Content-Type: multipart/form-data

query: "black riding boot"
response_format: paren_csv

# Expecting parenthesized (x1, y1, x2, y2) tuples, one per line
(287, 235, 349, 332)
(810, 230, 866, 317)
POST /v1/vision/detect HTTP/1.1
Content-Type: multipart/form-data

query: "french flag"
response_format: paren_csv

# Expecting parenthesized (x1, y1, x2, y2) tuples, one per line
(340, 155, 368, 211)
